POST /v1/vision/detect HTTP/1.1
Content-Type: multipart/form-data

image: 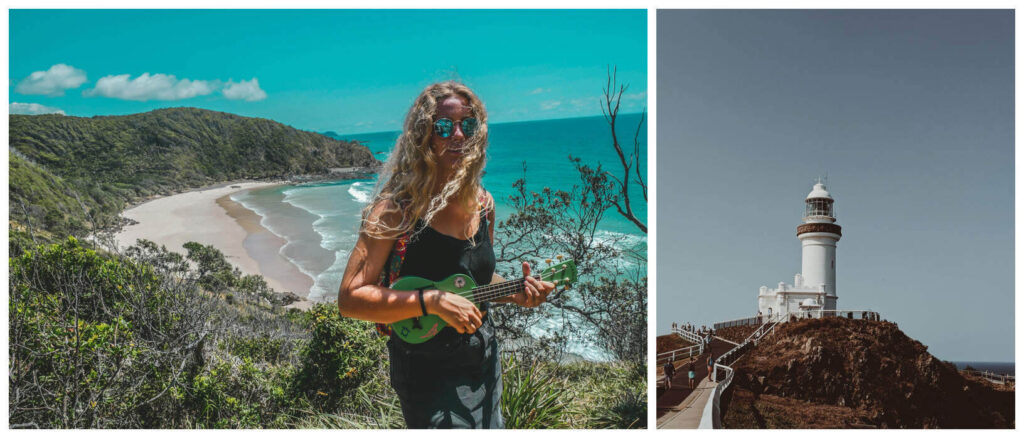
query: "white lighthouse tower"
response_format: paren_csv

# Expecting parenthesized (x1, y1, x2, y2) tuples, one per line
(758, 180, 843, 316)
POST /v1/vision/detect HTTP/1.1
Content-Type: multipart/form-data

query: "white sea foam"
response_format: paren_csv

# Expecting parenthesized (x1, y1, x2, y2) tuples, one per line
(277, 182, 368, 302)
(526, 308, 616, 362)
(594, 228, 646, 249)
(278, 240, 321, 284)
(231, 190, 295, 241)
(233, 188, 333, 294)
(348, 181, 373, 203)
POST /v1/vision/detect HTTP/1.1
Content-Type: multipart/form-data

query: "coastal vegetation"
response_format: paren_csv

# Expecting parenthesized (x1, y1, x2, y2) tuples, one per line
(9, 237, 642, 428)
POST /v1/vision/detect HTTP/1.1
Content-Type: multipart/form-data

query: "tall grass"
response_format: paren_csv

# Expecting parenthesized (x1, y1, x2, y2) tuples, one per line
(501, 355, 574, 428)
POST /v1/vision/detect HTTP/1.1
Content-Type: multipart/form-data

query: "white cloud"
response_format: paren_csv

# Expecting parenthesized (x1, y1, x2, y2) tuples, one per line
(222, 78, 267, 101)
(84, 73, 216, 101)
(566, 91, 645, 112)
(622, 91, 647, 101)
(15, 64, 87, 96)
(540, 100, 562, 110)
(529, 87, 550, 95)
(10, 102, 65, 115)
(571, 97, 602, 111)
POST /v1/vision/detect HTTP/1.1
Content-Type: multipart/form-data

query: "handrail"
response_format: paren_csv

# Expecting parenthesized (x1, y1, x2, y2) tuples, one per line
(656, 343, 703, 366)
(673, 326, 705, 345)
(805, 309, 881, 320)
(742, 316, 779, 345)
(962, 369, 1016, 385)
(699, 362, 734, 428)
(699, 330, 754, 429)
(713, 315, 764, 330)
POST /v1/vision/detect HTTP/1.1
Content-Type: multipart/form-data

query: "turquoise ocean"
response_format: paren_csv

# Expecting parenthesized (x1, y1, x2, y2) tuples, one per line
(231, 114, 647, 360)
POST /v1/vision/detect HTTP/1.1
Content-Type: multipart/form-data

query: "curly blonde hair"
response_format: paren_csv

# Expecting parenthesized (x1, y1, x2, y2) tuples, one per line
(362, 81, 490, 239)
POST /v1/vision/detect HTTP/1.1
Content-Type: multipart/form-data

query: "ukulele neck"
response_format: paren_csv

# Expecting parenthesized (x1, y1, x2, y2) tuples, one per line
(471, 275, 540, 303)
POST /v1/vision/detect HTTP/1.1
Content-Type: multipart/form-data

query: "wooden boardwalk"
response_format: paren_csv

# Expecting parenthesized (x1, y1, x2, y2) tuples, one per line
(656, 337, 733, 428)
(656, 377, 717, 428)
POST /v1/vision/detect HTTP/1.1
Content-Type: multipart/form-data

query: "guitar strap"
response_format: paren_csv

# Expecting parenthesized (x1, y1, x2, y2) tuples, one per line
(374, 231, 409, 337)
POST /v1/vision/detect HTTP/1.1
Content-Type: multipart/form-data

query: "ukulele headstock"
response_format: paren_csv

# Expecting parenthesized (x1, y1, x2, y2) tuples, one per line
(540, 257, 577, 290)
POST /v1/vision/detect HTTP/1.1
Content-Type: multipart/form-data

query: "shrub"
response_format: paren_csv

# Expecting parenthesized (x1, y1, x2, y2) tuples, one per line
(185, 358, 294, 428)
(9, 237, 409, 429)
(9, 237, 210, 428)
(293, 303, 389, 411)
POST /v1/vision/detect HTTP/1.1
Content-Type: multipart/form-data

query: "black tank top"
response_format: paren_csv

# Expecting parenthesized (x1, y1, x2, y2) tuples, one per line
(386, 210, 499, 393)
(398, 213, 496, 289)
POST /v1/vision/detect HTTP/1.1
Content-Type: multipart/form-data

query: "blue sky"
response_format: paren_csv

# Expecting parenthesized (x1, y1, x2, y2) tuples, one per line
(9, 9, 646, 134)
(657, 10, 1013, 362)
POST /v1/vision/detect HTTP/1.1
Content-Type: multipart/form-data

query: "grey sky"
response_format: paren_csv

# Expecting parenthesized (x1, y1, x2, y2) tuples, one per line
(656, 10, 1013, 362)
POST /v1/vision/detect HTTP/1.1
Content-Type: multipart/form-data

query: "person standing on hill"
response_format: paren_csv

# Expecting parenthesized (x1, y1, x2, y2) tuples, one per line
(663, 361, 675, 389)
(337, 81, 555, 429)
(688, 359, 696, 389)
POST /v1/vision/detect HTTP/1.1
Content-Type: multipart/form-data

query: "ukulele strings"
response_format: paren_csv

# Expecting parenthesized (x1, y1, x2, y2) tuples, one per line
(459, 277, 528, 302)
(449, 266, 567, 302)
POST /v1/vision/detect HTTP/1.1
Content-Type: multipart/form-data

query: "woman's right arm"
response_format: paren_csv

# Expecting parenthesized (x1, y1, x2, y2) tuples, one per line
(336, 206, 484, 333)
(336, 232, 426, 323)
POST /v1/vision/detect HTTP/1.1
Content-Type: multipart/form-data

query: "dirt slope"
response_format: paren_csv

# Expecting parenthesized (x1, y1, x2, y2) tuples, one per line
(723, 317, 1013, 428)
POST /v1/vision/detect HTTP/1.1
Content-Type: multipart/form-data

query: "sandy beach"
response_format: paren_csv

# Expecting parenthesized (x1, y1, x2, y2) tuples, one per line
(114, 181, 314, 310)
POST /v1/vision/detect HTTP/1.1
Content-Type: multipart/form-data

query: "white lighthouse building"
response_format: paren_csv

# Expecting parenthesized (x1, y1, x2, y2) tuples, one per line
(758, 181, 843, 317)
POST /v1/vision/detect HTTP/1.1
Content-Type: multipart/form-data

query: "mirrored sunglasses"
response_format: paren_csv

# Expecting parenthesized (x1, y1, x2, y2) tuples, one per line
(433, 117, 479, 139)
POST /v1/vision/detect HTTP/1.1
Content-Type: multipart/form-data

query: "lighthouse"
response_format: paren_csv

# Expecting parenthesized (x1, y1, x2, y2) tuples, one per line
(758, 181, 843, 316)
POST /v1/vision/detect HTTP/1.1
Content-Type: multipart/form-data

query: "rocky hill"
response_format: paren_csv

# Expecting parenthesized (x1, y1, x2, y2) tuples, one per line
(722, 317, 1014, 428)
(9, 108, 379, 241)
(716, 325, 758, 344)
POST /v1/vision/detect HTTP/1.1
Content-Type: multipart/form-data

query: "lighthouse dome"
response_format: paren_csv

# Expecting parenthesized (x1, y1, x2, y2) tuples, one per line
(806, 182, 832, 200)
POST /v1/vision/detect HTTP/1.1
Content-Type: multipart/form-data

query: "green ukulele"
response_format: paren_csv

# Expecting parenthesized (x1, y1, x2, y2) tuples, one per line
(390, 259, 578, 344)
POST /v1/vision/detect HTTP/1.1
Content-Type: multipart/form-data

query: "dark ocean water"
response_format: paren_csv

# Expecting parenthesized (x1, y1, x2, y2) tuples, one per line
(953, 362, 1015, 375)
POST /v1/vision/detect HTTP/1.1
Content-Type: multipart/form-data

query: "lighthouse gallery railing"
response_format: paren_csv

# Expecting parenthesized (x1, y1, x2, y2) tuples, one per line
(714, 309, 880, 330)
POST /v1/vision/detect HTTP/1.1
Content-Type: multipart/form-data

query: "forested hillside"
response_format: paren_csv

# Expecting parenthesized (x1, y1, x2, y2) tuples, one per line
(9, 108, 377, 240)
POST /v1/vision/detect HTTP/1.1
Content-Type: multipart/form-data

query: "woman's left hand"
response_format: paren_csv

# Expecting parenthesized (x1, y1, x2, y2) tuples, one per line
(510, 261, 555, 308)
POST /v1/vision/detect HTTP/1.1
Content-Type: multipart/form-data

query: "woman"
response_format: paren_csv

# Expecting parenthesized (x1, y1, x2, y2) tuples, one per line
(337, 81, 555, 429)
(688, 358, 696, 389)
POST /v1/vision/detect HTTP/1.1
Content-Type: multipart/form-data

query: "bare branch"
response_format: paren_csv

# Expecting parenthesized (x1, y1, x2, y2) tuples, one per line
(600, 66, 647, 234)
